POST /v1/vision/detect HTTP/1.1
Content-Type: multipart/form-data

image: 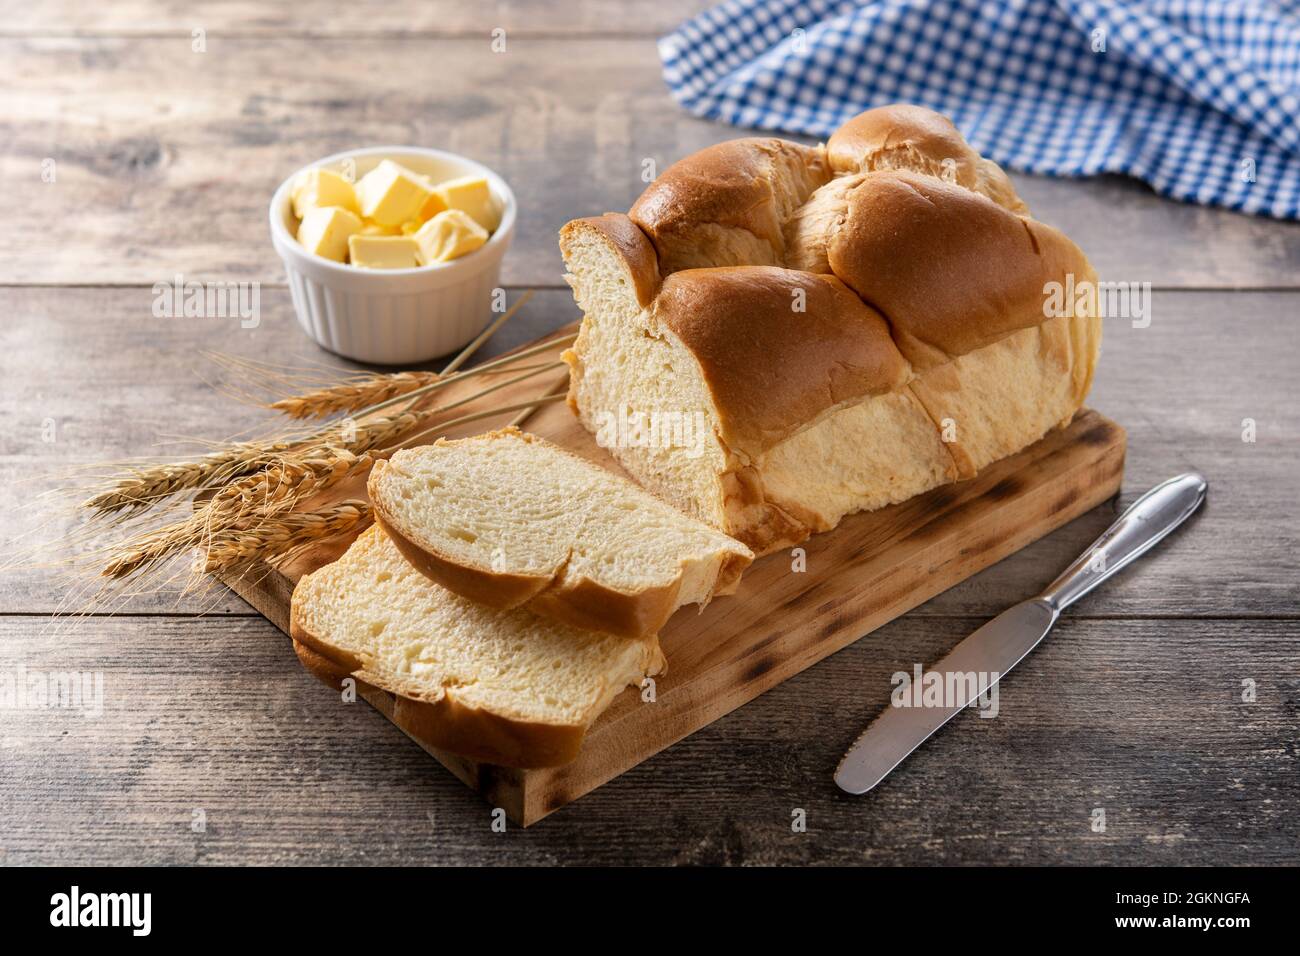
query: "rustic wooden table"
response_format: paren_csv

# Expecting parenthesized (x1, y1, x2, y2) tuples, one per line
(2, 2, 1297, 865)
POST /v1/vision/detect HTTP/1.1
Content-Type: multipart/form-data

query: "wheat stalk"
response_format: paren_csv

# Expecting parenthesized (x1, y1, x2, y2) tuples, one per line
(314, 360, 563, 455)
(101, 448, 377, 580)
(508, 374, 570, 427)
(102, 521, 201, 580)
(82, 352, 566, 520)
(212, 447, 373, 508)
(268, 371, 443, 420)
(78, 289, 579, 586)
(265, 291, 534, 419)
(95, 362, 562, 581)
(278, 333, 576, 423)
(84, 293, 556, 514)
(267, 359, 562, 420)
(83, 442, 296, 516)
(203, 500, 371, 574)
(392, 392, 567, 450)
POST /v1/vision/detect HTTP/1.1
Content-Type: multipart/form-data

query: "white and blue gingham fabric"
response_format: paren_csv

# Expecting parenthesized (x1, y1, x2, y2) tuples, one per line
(659, 0, 1300, 219)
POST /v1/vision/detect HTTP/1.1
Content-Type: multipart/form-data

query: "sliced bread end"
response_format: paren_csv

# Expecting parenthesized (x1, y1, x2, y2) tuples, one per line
(290, 524, 663, 769)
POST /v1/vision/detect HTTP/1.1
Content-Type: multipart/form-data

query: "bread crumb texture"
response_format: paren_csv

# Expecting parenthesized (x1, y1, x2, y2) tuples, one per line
(292, 524, 659, 730)
(372, 428, 751, 608)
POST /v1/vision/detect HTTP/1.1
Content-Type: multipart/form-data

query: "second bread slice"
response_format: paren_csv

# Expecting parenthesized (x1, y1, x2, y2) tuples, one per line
(369, 427, 754, 639)
(291, 524, 662, 768)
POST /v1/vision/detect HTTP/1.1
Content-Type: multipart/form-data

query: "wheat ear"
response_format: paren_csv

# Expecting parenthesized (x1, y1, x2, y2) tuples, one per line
(83, 349, 564, 520)
(203, 500, 371, 574)
(300, 333, 575, 423)
(268, 371, 443, 420)
(83, 442, 297, 516)
(98, 360, 561, 580)
(101, 448, 376, 580)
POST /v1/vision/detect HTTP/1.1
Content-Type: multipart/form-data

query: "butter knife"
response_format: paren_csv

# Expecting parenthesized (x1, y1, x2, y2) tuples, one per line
(834, 472, 1208, 795)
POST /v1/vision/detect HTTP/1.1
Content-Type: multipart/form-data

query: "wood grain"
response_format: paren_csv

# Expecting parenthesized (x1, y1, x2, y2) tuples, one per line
(3, 36, 1297, 288)
(2, 613, 1294, 864)
(0, 1, 711, 36)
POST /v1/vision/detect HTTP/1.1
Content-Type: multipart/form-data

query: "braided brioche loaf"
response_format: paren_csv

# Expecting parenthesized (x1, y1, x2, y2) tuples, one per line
(560, 105, 1101, 555)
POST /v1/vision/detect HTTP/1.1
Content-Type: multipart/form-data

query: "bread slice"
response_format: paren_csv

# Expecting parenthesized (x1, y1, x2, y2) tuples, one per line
(368, 427, 753, 640)
(290, 523, 664, 768)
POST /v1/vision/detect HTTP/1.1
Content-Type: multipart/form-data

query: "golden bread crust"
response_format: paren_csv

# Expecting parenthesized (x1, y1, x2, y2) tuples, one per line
(827, 170, 1091, 370)
(652, 266, 911, 459)
(558, 103, 1100, 553)
(827, 103, 1028, 213)
(559, 213, 662, 308)
(630, 138, 830, 273)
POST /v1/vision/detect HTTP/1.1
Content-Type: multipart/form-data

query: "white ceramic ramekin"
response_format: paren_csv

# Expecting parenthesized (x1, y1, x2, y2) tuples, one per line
(269, 146, 516, 365)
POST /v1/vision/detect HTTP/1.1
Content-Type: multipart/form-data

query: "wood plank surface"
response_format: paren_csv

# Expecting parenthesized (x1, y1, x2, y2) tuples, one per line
(3, 35, 1298, 288)
(3, 0, 1298, 863)
(0, 1, 710, 36)
(2, 613, 1294, 864)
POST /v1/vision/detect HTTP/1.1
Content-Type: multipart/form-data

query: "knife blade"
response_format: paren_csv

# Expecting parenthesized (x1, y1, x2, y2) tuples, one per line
(834, 472, 1208, 795)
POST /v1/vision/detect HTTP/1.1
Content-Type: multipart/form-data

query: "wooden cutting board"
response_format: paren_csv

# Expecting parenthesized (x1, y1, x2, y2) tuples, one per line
(220, 323, 1126, 825)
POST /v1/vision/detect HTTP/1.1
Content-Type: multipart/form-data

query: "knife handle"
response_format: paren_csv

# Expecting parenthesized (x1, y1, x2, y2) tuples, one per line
(1039, 472, 1207, 612)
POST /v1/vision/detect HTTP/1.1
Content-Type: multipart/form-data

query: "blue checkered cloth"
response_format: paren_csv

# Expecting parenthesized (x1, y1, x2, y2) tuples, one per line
(659, 0, 1300, 219)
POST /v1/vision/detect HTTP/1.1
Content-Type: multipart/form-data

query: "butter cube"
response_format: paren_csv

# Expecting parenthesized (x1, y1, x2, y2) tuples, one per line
(297, 206, 363, 262)
(359, 221, 402, 236)
(291, 168, 359, 218)
(347, 234, 422, 269)
(355, 160, 435, 227)
(414, 209, 489, 264)
(433, 175, 499, 232)
(418, 190, 448, 222)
